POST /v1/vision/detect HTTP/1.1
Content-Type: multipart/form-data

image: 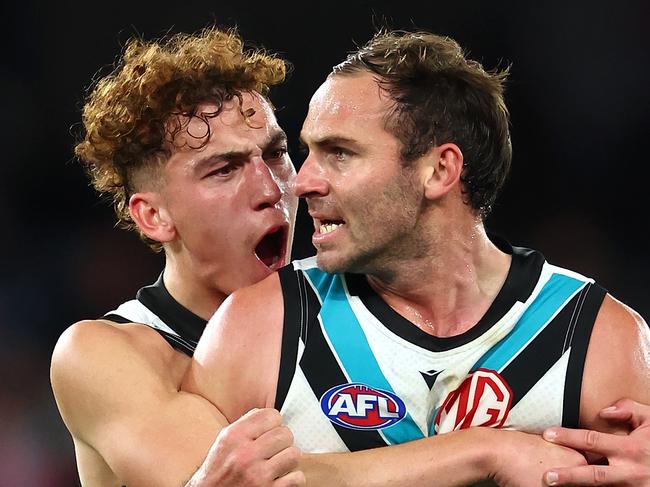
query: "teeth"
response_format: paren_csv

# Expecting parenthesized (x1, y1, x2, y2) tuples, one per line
(319, 222, 341, 234)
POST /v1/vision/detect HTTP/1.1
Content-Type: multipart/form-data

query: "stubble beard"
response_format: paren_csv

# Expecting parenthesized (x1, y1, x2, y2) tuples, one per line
(316, 172, 424, 277)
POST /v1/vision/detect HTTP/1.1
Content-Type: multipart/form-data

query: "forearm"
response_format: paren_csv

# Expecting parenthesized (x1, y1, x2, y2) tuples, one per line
(301, 428, 494, 487)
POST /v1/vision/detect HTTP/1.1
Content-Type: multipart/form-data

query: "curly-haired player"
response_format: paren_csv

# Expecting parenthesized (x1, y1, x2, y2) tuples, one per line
(51, 27, 302, 487)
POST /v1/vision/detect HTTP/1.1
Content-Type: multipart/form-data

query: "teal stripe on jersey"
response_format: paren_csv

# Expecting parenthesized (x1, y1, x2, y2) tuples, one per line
(304, 266, 333, 297)
(473, 273, 586, 373)
(429, 407, 440, 436)
(304, 268, 425, 444)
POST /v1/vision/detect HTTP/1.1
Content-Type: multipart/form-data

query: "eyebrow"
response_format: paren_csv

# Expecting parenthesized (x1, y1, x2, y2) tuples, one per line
(299, 135, 359, 150)
(191, 129, 288, 173)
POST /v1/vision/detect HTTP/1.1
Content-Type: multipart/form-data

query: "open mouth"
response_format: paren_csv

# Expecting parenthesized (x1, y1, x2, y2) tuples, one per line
(254, 226, 287, 269)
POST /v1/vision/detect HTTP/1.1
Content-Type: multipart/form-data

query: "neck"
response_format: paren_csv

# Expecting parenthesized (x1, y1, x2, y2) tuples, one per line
(366, 219, 511, 338)
(162, 252, 228, 321)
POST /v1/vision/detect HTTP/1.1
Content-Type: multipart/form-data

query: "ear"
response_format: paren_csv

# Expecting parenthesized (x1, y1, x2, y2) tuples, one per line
(128, 192, 176, 243)
(421, 143, 464, 201)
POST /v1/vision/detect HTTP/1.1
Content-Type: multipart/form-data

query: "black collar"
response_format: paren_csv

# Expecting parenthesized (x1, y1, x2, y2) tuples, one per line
(344, 238, 545, 352)
(136, 273, 207, 344)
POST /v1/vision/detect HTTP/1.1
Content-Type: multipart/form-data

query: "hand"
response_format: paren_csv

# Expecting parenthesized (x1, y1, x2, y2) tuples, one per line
(542, 398, 650, 485)
(488, 429, 587, 487)
(186, 408, 305, 487)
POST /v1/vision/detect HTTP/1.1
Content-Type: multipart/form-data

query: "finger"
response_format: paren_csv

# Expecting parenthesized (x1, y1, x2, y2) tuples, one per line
(601, 399, 650, 429)
(254, 425, 295, 458)
(544, 464, 638, 485)
(267, 446, 301, 479)
(543, 427, 625, 457)
(273, 470, 306, 487)
(599, 405, 634, 423)
(231, 408, 284, 439)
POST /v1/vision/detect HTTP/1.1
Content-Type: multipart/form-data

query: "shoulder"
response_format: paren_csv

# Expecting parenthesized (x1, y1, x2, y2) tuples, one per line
(188, 273, 285, 420)
(52, 318, 180, 379)
(206, 272, 284, 339)
(594, 294, 647, 335)
(588, 294, 648, 364)
(52, 320, 229, 486)
(51, 319, 184, 436)
(230, 269, 284, 302)
(195, 270, 284, 362)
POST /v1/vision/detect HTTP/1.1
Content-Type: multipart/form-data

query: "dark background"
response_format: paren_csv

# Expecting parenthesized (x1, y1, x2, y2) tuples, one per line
(2, 1, 648, 484)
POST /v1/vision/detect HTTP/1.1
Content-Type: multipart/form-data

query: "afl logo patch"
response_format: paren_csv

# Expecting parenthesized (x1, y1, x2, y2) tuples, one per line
(320, 383, 406, 430)
(434, 368, 512, 434)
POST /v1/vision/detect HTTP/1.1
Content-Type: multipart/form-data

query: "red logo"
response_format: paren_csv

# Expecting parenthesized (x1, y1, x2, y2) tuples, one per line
(434, 368, 512, 434)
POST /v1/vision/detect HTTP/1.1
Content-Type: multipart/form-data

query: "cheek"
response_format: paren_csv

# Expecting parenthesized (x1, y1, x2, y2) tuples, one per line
(355, 179, 417, 228)
(171, 193, 236, 242)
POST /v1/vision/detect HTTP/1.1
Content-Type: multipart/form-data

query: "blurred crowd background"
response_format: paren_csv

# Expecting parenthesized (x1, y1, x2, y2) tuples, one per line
(2, 1, 648, 484)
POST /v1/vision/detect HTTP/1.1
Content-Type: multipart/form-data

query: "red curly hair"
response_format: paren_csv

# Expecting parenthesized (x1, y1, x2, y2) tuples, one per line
(75, 26, 287, 249)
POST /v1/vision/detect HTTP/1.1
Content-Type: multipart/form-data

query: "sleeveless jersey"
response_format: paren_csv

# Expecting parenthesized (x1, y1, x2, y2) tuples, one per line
(103, 274, 207, 357)
(274, 243, 606, 453)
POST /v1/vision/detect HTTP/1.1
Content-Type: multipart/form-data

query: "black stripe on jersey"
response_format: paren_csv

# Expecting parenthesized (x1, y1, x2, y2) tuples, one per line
(136, 273, 206, 345)
(102, 313, 131, 324)
(498, 286, 587, 409)
(156, 329, 196, 356)
(345, 242, 545, 352)
(103, 273, 206, 357)
(280, 267, 388, 451)
(301, 314, 389, 451)
(102, 312, 197, 357)
(563, 283, 606, 428)
(275, 265, 306, 410)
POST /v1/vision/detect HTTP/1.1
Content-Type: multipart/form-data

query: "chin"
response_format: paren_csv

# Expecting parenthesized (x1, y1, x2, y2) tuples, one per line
(315, 252, 354, 275)
(317, 245, 387, 276)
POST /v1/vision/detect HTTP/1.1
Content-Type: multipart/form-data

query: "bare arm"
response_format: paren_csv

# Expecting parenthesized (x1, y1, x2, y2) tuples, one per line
(302, 427, 587, 487)
(538, 295, 650, 485)
(579, 295, 650, 432)
(183, 274, 286, 422)
(52, 320, 224, 486)
(51, 320, 301, 487)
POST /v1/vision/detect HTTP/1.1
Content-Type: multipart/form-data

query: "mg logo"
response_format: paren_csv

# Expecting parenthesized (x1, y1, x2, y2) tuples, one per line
(434, 368, 512, 434)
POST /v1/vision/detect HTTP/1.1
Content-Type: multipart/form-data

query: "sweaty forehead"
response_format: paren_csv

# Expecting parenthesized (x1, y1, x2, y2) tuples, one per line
(302, 73, 391, 140)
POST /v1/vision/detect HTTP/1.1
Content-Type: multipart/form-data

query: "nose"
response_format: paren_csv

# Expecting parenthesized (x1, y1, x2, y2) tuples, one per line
(251, 159, 282, 210)
(293, 154, 329, 198)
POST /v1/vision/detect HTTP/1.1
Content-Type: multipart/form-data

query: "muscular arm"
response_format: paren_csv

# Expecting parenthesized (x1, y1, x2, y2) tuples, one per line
(302, 427, 586, 487)
(579, 295, 650, 431)
(535, 295, 650, 485)
(51, 319, 227, 487)
(183, 274, 285, 422)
